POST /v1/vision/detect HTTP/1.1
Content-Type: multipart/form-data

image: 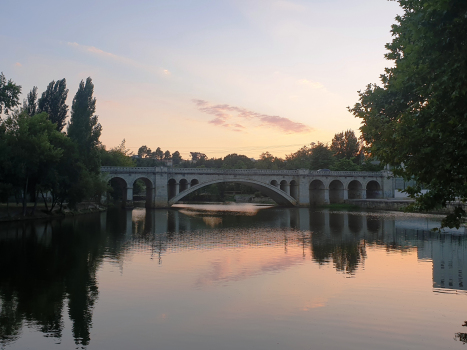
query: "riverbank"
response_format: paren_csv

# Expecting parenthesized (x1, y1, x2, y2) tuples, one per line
(0, 202, 106, 222)
(346, 198, 467, 213)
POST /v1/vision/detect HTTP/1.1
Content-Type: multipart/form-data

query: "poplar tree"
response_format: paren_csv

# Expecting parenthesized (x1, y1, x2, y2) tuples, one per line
(67, 77, 102, 173)
(24, 86, 38, 116)
(37, 79, 69, 131)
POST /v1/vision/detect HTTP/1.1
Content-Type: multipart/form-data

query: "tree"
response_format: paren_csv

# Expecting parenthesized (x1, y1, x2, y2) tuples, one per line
(256, 151, 284, 169)
(285, 145, 312, 169)
(37, 79, 69, 131)
(190, 152, 207, 162)
(164, 150, 171, 160)
(310, 142, 335, 170)
(137, 145, 151, 158)
(222, 153, 254, 169)
(23, 86, 38, 117)
(330, 130, 360, 160)
(0, 73, 21, 115)
(67, 77, 102, 173)
(331, 158, 360, 171)
(153, 147, 164, 160)
(100, 139, 136, 167)
(2, 112, 64, 215)
(172, 151, 182, 165)
(349, 0, 467, 228)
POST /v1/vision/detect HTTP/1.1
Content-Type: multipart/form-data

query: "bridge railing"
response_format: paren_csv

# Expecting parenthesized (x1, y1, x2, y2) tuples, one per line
(101, 166, 387, 177)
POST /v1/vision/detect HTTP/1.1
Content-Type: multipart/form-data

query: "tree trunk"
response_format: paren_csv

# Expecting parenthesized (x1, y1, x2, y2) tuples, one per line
(41, 191, 49, 213)
(22, 177, 28, 216)
(32, 189, 38, 215)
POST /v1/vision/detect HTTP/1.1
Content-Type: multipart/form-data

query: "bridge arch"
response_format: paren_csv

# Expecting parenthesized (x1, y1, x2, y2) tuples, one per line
(108, 176, 129, 203)
(168, 178, 297, 206)
(309, 179, 325, 205)
(366, 180, 382, 199)
(348, 180, 363, 199)
(329, 180, 344, 203)
(132, 176, 154, 207)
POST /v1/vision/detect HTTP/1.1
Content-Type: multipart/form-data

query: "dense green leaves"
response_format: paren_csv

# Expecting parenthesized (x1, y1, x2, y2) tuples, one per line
(349, 0, 467, 227)
(68, 78, 102, 173)
(0, 72, 21, 115)
(37, 79, 69, 131)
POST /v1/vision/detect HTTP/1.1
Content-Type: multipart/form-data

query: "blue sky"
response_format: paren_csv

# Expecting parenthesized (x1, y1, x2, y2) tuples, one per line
(1, 0, 401, 158)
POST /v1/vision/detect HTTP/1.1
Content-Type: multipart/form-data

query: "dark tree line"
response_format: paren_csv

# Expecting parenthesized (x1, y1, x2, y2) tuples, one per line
(115, 129, 381, 172)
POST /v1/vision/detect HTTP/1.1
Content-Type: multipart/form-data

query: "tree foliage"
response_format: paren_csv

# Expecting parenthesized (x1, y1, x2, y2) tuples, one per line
(68, 78, 102, 173)
(0, 72, 21, 115)
(37, 79, 69, 131)
(137, 145, 151, 158)
(100, 139, 136, 167)
(349, 0, 467, 228)
(331, 130, 360, 160)
(24, 86, 38, 117)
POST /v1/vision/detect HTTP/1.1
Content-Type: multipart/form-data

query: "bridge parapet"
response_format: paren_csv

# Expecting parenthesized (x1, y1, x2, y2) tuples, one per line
(102, 166, 388, 178)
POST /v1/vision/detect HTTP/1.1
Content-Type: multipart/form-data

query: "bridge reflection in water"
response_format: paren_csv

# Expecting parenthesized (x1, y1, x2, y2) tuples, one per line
(0, 206, 466, 348)
(105, 206, 466, 287)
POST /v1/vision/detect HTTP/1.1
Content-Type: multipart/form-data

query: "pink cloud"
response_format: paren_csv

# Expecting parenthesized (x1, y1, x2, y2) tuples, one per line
(192, 99, 313, 134)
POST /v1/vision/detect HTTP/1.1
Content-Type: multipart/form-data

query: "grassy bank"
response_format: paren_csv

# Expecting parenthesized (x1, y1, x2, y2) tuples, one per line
(0, 202, 106, 222)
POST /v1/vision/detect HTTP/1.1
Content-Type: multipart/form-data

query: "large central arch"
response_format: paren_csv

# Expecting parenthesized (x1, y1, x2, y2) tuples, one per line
(168, 178, 297, 206)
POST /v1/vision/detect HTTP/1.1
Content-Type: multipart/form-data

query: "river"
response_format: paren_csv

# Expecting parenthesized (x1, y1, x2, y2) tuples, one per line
(0, 204, 466, 349)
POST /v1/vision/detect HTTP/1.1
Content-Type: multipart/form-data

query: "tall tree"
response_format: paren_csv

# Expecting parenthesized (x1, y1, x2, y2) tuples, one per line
(153, 147, 164, 160)
(285, 145, 312, 169)
(24, 86, 38, 116)
(137, 145, 151, 158)
(163, 150, 171, 160)
(0, 72, 21, 115)
(172, 151, 182, 165)
(349, 0, 467, 228)
(310, 142, 334, 170)
(330, 130, 360, 160)
(67, 77, 102, 173)
(37, 79, 69, 131)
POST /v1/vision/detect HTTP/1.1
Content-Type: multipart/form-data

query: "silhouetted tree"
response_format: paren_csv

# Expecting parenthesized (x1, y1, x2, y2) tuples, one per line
(37, 79, 69, 131)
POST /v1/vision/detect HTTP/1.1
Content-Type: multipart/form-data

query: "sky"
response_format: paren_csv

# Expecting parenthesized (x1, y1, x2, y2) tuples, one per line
(0, 0, 401, 159)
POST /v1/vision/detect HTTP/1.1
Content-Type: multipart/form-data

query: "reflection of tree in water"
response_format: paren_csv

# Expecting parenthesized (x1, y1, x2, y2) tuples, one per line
(311, 233, 367, 274)
(0, 213, 118, 348)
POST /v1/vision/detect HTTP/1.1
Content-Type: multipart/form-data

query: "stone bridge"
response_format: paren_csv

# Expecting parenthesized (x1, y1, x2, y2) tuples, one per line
(101, 166, 394, 208)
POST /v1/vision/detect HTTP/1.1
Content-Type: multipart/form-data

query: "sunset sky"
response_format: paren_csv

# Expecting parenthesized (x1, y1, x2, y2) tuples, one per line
(1, 0, 401, 159)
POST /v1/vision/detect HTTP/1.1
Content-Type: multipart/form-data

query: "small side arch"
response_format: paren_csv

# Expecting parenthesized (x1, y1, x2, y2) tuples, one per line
(348, 180, 363, 199)
(309, 179, 325, 205)
(133, 176, 154, 207)
(366, 180, 382, 199)
(329, 180, 344, 204)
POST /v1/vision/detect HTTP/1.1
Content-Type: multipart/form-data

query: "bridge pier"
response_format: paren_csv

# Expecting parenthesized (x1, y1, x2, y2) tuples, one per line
(324, 188, 330, 204)
(124, 187, 134, 208)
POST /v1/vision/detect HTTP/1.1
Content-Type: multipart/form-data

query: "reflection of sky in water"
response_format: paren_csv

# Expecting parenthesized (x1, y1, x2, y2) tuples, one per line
(1, 205, 466, 350)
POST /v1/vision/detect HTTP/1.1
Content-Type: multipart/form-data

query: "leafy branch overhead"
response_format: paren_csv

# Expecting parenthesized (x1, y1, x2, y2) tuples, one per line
(349, 0, 467, 228)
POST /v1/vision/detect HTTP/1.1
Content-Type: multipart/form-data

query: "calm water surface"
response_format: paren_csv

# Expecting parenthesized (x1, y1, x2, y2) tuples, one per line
(0, 204, 466, 350)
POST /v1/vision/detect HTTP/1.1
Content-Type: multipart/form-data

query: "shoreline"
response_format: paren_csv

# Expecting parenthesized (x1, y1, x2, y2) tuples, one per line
(0, 204, 106, 223)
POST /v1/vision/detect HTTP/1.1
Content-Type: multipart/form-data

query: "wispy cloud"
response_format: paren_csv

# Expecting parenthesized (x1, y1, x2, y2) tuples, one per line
(66, 42, 170, 77)
(193, 99, 313, 134)
(298, 79, 325, 90)
(14, 62, 22, 67)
